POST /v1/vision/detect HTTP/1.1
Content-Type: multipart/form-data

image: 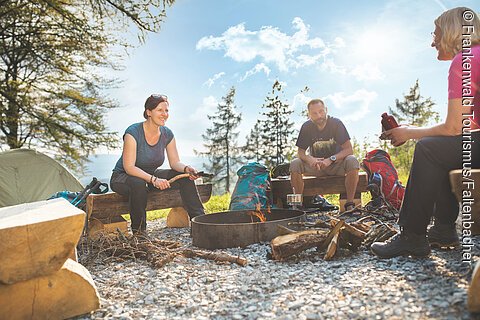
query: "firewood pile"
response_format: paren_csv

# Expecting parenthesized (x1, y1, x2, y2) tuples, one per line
(270, 205, 398, 261)
(78, 230, 248, 268)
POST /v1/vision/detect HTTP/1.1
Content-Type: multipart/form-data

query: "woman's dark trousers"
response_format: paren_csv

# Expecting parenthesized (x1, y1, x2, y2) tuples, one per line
(398, 133, 480, 235)
(110, 170, 205, 233)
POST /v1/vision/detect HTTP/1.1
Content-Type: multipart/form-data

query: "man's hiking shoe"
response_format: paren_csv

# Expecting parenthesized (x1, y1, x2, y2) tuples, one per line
(344, 201, 356, 212)
(310, 195, 338, 211)
(427, 223, 460, 248)
(370, 230, 431, 259)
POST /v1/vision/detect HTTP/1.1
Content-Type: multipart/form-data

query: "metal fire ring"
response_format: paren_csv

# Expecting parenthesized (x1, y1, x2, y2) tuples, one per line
(191, 209, 305, 249)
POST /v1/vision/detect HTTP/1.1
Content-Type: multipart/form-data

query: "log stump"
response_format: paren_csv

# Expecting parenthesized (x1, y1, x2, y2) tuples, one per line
(0, 259, 100, 320)
(0, 198, 85, 284)
(166, 207, 190, 228)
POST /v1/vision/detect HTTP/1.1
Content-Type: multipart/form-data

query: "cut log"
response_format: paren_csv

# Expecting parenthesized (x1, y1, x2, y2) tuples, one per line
(469, 260, 480, 312)
(270, 229, 329, 261)
(324, 232, 340, 261)
(0, 198, 85, 284)
(321, 219, 345, 251)
(330, 217, 367, 240)
(0, 259, 100, 319)
(166, 207, 190, 228)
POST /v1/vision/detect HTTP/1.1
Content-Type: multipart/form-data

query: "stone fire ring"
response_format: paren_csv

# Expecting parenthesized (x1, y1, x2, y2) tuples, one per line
(191, 209, 305, 249)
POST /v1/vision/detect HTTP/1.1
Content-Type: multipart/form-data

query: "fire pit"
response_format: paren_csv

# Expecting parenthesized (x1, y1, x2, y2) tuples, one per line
(191, 209, 305, 249)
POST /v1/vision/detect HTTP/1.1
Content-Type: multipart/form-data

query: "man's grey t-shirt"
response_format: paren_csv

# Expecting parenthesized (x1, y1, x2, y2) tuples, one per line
(295, 116, 350, 158)
(113, 122, 174, 175)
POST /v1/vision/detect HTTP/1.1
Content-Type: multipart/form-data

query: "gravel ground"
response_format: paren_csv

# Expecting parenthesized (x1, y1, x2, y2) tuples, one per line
(75, 219, 480, 320)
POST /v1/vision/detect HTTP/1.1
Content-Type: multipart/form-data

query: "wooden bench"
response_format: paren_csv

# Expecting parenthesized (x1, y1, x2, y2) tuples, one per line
(85, 184, 212, 235)
(449, 169, 480, 313)
(271, 172, 368, 209)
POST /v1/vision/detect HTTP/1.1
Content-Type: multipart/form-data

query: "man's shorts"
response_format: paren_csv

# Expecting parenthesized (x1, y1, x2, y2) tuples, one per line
(290, 155, 360, 176)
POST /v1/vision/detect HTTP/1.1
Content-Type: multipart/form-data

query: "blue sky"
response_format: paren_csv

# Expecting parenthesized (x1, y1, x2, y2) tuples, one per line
(103, 0, 478, 160)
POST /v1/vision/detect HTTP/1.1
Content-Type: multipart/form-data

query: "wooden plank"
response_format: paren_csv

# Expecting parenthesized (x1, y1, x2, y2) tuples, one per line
(0, 198, 84, 285)
(0, 259, 100, 319)
(87, 184, 212, 223)
(272, 172, 368, 206)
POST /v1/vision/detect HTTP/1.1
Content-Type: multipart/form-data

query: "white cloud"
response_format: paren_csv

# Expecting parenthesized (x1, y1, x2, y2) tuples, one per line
(319, 59, 385, 82)
(189, 96, 218, 124)
(196, 18, 388, 83)
(320, 58, 347, 75)
(332, 37, 346, 48)
(323, 89, 378, 124)
(350, 63, 385, 81)
(240, 63, 271, 81)
(287, 53, 325, 69)
(203, 72, 225, 88)
(197, 17, 332, 72)
(291, 92, 311, 112)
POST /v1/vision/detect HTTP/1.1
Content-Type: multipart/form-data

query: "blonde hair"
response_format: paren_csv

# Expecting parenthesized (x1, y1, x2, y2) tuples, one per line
(435, 7, 480, 57)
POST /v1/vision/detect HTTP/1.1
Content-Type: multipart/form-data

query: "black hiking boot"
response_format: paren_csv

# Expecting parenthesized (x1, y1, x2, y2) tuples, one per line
(311, 195, 338, 211)
(370, 229, 431, 259)
(427, 222, 460, 248)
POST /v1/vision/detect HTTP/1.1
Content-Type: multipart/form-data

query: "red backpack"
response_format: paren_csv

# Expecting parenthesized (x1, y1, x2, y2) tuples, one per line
(361, 149, 405, 210)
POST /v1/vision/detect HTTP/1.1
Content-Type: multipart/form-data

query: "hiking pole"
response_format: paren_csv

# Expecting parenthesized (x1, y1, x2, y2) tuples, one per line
(77, 180, 103, 249)
(71, 178, 98, 206)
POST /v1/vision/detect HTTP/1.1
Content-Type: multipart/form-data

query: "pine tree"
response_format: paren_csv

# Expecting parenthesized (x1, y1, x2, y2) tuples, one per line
(196, 87, 242, 194)
(386, 80, 440, 174)
(389, 79, 440, 126)
(256, 80, 296, 168)
(243, 120, 263, 163)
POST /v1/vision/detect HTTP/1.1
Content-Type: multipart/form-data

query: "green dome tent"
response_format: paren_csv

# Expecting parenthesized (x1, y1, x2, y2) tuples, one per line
(0, 149, 83, 208)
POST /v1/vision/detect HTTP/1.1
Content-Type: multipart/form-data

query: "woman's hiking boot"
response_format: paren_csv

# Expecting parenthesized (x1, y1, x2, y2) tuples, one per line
(427, 222, 460, 248)
(370, 229, 431, 259)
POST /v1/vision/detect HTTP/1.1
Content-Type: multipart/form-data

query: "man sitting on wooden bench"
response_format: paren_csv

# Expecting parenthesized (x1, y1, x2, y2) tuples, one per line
(290, 98, 360, 211)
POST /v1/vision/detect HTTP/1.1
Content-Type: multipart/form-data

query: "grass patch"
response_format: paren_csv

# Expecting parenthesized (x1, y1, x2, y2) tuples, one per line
(204, 193, 231, 213)
(323, 192, 372, 208)
(121, 193, 233, 222)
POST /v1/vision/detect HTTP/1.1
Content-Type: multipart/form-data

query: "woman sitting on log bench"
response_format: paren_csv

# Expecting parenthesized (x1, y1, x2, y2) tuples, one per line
(371, 7, 480, 258)
(110, 94, 205, 236)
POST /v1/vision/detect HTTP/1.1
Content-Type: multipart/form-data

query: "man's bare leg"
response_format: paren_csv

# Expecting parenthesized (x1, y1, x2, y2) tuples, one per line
(345, 169, 359, 203)
(290, 172, 305, 195)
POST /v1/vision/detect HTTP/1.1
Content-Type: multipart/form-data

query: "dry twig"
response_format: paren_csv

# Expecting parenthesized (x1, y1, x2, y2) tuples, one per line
(78, 230, 247, 268)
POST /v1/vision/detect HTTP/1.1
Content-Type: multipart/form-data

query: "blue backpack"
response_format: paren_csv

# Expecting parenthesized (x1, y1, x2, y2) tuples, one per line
(229, 162, 272, 210)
